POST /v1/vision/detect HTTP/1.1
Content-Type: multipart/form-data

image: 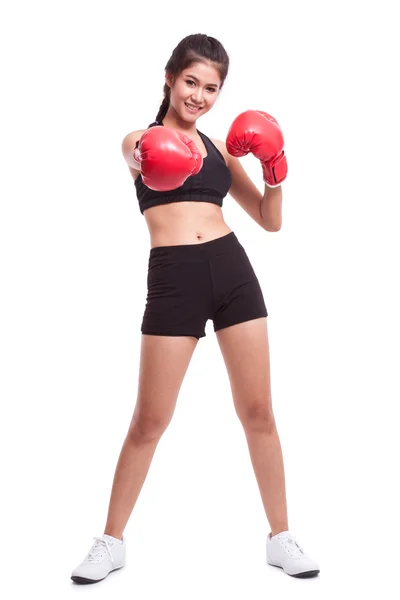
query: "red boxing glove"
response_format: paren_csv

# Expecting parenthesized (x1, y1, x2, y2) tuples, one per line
(226, 110, 288, 187)
(133, 126, 203, 191)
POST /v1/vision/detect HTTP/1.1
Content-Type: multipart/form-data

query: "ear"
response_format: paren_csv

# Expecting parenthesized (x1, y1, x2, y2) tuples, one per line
(165, 72, 174, 88)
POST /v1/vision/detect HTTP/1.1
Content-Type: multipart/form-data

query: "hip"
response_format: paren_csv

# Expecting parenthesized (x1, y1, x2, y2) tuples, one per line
(145, 231, 262, 309)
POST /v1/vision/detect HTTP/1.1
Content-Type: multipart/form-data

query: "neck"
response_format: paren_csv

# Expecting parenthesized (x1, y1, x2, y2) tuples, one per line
(161, 106, 199, 135)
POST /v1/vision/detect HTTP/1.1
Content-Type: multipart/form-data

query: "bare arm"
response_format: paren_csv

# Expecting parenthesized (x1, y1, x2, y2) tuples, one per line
(226, 151, 282, 232)
(121, 131, 143, 170)
(260, 184, 282, 231)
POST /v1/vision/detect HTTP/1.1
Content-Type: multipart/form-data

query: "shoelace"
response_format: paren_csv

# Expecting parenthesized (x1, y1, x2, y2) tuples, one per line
(86, 537, 114, 565)
(277, 534, 305, 558)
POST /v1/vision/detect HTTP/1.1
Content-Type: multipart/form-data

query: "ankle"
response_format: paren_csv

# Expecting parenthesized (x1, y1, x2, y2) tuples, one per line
(270, 526, 289, 538)
(103, 530, 123, 541)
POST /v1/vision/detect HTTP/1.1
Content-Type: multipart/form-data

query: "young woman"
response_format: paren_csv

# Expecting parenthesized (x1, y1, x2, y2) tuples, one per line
(71, 33, 320, 584)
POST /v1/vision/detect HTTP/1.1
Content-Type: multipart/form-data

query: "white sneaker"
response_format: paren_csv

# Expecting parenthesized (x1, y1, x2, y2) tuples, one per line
(266, 530, 320, 578)
(71, 534, 126, 584)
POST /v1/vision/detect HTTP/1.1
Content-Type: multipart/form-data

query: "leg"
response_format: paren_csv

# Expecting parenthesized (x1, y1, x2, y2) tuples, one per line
(103, 334, 198, 539)
(216, 317, 289, 537)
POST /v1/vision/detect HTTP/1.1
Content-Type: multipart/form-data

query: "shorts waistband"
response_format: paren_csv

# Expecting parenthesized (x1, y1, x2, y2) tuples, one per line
(149, 231, 241, 261)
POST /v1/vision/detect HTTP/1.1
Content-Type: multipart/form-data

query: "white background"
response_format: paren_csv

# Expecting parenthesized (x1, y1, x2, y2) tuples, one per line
(1, 0, 399, 597)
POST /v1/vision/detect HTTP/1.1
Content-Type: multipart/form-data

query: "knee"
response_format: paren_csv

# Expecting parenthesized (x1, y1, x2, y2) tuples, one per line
(128, 412, 171, 443)
(239, 402, 276, 434)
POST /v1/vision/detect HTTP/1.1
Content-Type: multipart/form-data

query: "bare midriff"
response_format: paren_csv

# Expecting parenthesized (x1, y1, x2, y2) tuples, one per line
(143, 201, 233, 248)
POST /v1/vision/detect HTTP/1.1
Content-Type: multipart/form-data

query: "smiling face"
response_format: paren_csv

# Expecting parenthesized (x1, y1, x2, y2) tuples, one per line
(166, 61, 222, 123)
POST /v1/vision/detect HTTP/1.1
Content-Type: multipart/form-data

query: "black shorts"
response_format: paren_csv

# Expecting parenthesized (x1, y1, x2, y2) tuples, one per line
(141, 231, 268, 340)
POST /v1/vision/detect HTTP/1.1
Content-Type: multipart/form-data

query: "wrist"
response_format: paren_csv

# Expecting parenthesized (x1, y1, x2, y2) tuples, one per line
(264, 180, 282, 189)
(132, 141, 142, 170)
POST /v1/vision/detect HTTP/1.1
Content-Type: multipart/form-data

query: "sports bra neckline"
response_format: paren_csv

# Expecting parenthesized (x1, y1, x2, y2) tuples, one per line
(158, 121, 209, 160)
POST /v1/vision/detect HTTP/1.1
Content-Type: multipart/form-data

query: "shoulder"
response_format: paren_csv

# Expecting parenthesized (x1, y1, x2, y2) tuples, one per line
(121, 129, 146, 151)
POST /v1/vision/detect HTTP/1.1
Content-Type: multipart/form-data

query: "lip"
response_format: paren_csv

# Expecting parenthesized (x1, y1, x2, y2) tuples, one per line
(185, 102, 203, 112)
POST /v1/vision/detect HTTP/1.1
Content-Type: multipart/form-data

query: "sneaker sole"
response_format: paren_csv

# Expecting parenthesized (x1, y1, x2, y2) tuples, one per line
(71, 565, 125, 584)
(267, 561, 320, 578)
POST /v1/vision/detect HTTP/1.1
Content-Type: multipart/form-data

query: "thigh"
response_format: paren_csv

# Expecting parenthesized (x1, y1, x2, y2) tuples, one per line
(141, 255, 212, 339)
(129, 334, 198, 438)
(215, 317, 273, 424)
(210, 245, 268, 333)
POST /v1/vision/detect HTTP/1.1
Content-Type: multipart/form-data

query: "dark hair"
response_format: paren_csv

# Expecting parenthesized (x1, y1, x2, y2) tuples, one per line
(148, 34, 229, 128)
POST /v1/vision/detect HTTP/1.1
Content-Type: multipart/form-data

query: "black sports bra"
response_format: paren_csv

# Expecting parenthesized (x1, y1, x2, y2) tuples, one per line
(134, 122, 232, 215)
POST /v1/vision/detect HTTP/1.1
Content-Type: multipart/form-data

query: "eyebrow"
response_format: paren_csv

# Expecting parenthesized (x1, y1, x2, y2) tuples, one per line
(186, 74, 219, 88)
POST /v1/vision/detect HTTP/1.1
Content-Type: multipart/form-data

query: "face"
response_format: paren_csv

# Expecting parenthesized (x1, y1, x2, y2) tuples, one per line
(166, 61, 221, 121)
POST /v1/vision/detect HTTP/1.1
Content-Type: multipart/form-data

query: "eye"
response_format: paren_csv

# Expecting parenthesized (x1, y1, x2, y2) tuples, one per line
(185, 80, 216, 93)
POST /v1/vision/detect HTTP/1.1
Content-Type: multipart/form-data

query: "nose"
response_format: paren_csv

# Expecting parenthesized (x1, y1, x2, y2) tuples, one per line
(191, 89, 204, 104)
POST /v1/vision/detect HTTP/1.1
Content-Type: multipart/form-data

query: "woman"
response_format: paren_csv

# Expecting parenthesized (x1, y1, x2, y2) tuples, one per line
(71, 33, 320, 584)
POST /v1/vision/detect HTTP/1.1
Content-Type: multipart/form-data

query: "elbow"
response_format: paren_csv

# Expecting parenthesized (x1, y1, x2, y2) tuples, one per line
(263, 222, 282, 232)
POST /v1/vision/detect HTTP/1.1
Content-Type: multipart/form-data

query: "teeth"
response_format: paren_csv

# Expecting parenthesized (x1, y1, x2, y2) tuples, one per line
(186, 103, 200, 110)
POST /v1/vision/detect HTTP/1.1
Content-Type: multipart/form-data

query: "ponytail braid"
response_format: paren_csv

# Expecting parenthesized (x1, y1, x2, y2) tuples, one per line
(148, 84, 170, 128)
